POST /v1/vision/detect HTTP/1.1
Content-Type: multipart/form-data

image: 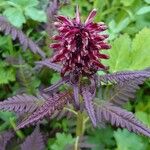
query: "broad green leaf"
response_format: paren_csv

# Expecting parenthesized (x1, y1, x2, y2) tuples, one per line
(3, 8, 26, 27)
(121, 0, 135, 6)
(105, 34, 132, 72)
(144, 0, 150, 4)
(25, 7, 47, 22)
(136, 6, 150, 15)
(114, 129, 147, 150)
(9, 0, 39, 7)
(129, 28, 150, 70)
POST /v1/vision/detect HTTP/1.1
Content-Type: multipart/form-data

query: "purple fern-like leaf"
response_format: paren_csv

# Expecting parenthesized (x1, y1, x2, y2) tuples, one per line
(0, 131, 14, 150)
(95, 103, 150, 137)
(17, 92, 72, 129)
(108, 80, 140, 106)
(0, 16, 45, 58)
(21, 127, 45, 150)
(0, 94, 45, 113)
(82, 86, 97, 127)
(35, 59, 62, 72)
(44, 75, 70, 92)
(99, 70, 150, 85)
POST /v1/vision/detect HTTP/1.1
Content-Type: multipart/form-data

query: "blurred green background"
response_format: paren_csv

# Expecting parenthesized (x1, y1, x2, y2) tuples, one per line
(0, 0, 150, 149)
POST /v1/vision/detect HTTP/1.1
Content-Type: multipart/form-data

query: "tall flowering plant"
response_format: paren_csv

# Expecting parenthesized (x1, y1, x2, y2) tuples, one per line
(0, 5, 150, 150)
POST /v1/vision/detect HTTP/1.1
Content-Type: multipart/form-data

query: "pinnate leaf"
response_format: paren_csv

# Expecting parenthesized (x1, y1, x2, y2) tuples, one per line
(0, 16, 45, 57)
(82, 87, 97, 127)
(21, 127, 45, 150)
(0, 94, 45, 113)
(17, 92, 72, 129)
(95, 103, 150, 137)
(0, 131, 14, 150)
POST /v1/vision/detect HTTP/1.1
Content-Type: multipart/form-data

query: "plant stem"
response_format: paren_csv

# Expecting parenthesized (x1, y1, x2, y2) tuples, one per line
(9, 118, 25, 139)
(74, 111, 87, 150)
(74, 136, 79, 150)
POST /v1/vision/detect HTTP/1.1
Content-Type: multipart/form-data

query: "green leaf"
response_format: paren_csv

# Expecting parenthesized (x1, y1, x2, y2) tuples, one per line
(106, 28, 150, 72)
(129, 28, 150, 70)
(144, 0, 150, 4)
(135, 111, 150, 127)
(0, 68, 15, 84)
(25, 7, 47, 22)
(51, 73, 61, 85)
(114, 129, 147, 150)
(88, 127, 115, 150)
(9, 0, 39, 7)
(0, 61, 15, 85)
(121, 0, 135, 6)
(104, 34, 132, 72)
(50, 133, 75, 150)
(3, 8, 26, 27)
(136, 6, 150, 15)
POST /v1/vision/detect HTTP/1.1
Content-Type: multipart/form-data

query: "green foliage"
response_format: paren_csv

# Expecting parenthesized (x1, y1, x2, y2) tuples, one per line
(136, 111, 150, 127)
(136, 6, 150, 15)
(0, 61, 15, 84)
(114, 129, 148, 150)
(48, 133, 75, 150)
(1, 0, 47, 27)
(104, 28, 150, 72)
(130, 28, 150, 70)
(87, 127, 115, 150)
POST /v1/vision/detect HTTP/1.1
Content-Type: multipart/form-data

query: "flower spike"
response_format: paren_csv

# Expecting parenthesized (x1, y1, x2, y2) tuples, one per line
(50, 7, 110, 77)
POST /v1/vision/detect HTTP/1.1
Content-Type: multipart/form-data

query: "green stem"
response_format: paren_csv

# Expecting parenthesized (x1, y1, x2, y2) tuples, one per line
(74, 136, 79, 150)
(9, 118, 25, 139)
(74, 112, 87, 150)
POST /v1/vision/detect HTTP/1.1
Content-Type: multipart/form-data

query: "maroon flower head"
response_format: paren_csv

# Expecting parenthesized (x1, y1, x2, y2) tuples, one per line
(50, 6, 111, 77)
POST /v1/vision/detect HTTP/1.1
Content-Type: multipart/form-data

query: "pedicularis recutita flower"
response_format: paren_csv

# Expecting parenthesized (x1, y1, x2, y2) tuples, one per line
(50, 7, 111, 77)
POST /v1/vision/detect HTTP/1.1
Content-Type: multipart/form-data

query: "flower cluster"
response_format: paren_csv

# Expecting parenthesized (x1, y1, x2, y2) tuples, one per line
(50, 7, 111, 77)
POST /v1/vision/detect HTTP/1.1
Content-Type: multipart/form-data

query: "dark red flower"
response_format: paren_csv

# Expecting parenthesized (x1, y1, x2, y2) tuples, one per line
(50, 6, 111, 77)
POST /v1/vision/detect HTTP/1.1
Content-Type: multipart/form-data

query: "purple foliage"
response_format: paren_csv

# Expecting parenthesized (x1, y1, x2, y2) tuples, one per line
(0, 16, 45, 58)
(95, 103, 150, 137)
(35, 59, 62, 72)
(108, 80, 141, 106)
(82, 86, 97, 127)
(99, 70, 150, 85)
(0, 131, 14, 150)
(0, 94, 45, 113)
(21, 127, 45, 150)
(17, 92, 72, 129)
